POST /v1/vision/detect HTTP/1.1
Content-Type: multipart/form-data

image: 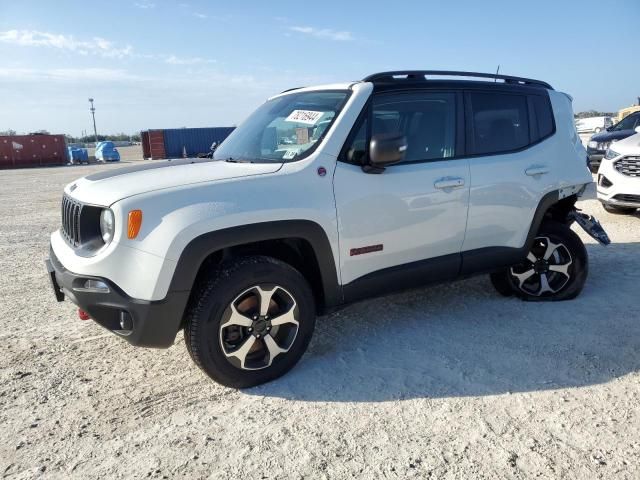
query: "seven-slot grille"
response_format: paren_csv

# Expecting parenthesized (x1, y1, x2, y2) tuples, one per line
(61, 195, 83, 247)
(615, 156, 640, 177)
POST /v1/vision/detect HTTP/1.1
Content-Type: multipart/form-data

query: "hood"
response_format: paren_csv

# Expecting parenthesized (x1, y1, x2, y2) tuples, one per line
(65, 158, 282, 206)
(590, 129, 636, 142)
(607, 132, 640, 155)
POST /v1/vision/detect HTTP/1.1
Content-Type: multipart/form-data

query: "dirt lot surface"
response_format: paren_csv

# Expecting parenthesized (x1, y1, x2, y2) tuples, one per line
(1, 162, 639, 479)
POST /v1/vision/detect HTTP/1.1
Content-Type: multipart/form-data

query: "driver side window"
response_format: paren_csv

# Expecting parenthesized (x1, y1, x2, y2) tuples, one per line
(342, 91, 456, 166)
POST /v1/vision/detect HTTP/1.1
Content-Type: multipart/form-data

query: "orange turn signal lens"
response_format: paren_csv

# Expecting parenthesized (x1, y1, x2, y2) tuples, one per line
(127, 210, 143, 239)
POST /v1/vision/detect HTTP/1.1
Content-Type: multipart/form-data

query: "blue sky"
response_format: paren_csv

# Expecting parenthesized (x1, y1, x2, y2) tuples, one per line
(1, 0, 638, 136)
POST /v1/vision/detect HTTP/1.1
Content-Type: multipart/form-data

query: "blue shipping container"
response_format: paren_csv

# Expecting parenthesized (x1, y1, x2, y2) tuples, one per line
(162, 127, 235, 158)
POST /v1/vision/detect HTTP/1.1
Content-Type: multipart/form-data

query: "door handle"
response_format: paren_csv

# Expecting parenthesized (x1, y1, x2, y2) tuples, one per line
(525, 166, 549, 176)
(434, 177, 465, 189)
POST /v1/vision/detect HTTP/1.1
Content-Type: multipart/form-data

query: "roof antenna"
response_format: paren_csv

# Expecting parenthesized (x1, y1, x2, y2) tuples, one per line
(494, 64, 500, 82)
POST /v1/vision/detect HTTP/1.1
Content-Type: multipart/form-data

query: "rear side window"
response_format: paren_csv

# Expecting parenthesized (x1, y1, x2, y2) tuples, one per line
(531, 95, 554, 139)
(469, 92, 530, 155)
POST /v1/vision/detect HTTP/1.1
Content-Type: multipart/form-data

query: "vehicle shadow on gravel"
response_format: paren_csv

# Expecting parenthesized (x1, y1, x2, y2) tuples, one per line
(250, 242, 640, 401)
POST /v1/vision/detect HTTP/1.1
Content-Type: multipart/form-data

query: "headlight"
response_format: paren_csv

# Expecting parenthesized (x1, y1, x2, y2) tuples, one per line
(604, 149, 620, 160)
(588, 141, 598, 149)
(99, 209, 115, 245)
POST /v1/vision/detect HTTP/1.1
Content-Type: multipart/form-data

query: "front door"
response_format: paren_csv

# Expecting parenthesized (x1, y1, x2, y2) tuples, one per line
(333, 90, 470, 298)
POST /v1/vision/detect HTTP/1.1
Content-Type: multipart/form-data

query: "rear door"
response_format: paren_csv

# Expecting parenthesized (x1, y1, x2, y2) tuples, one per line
(333, 90, 470, 292)
(461, 90, 557, 271)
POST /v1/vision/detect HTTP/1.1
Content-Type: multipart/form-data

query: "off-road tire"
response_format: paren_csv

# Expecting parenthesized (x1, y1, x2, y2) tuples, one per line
(184, 255, 316, 388)
(489, 222, 588, 302)
(489, 270, 514, 297)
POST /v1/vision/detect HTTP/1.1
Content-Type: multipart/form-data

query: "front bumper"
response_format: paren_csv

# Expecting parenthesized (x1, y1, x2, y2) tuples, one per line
(596, 158, 640, 209)
(46, 248, 189, 348)
(598, 195, 640, 209)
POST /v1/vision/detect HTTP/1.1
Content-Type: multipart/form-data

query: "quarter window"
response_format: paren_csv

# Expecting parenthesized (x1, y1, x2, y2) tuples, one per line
(344, 117, 368, 165)
(469, 92, 530, 155)
(531, 95, 554, 139)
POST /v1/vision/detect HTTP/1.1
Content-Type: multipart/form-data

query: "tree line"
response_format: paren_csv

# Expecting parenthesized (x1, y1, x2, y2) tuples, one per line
(0, 129, 141, 143)
(66, 133, 142, 143)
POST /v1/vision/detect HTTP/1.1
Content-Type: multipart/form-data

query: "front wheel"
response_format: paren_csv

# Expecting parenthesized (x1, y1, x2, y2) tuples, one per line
(490, 222, 588, 301)
(184, 256, 316, 388)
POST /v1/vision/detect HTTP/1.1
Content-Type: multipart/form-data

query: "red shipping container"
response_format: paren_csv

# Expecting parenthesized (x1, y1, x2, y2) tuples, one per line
(141, 131, 151, 159)
(0, 134, 67, 169)
(147, 130, 166, 160)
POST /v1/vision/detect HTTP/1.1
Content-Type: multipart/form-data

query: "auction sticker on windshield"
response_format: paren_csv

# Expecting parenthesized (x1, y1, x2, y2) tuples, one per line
(282, 149, 299, 159)
(285, 110, 324, 125)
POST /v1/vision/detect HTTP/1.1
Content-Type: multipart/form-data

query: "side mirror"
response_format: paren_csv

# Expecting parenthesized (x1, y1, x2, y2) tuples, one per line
(364, 133, 407, 173)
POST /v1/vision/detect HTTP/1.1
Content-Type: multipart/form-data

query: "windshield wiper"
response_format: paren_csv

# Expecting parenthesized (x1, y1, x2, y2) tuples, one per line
(224, 157, 253, 163)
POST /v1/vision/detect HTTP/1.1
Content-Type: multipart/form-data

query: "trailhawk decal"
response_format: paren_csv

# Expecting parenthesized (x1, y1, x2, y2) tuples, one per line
(285, 110, 324, 125)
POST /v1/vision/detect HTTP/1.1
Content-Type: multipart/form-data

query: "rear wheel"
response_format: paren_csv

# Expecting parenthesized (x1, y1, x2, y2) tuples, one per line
(602, 203, 637, 215)
(489, 222, 588, 301)
(184, 256, 316, 388)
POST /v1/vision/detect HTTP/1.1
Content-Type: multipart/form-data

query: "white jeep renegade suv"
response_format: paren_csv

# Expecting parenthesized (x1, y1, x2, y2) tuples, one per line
(47, 71, 609, 387)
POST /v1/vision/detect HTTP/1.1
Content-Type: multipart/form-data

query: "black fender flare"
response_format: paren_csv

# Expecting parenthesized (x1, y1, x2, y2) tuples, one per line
(168, 220, 343, 310)
(522, 189, 563, 252)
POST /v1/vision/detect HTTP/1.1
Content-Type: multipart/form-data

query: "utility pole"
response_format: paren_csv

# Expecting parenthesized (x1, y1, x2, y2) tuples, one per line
(88, 98, 98, 144)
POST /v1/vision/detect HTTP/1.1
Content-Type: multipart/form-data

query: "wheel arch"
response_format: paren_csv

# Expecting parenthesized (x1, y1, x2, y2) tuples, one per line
(168, 220, 343, 316)
(521, 189, 586, 254)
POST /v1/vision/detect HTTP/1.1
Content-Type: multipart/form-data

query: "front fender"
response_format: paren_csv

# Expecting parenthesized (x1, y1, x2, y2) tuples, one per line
(168, 220, 343, 309)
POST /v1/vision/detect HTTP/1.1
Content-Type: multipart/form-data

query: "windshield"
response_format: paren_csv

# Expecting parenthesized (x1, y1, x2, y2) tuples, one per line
(611, 113, 639, 131)
(214, 90, 350, 163)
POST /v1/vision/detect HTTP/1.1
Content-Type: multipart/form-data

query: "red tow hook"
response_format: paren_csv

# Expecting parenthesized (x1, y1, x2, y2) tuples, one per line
(78, 309, 91, 321)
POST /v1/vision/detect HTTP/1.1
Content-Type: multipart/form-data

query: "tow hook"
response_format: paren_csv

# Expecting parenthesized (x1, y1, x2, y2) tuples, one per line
(568, 210, 611, 246)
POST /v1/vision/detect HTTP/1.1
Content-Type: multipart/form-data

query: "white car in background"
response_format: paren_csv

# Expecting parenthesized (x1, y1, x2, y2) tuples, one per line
(597, 131, 640, 214)
(576, 116, 613, 134)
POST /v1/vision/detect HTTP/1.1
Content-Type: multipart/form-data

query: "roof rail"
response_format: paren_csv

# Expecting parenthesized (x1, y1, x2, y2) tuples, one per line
(362, 70, 553, 90)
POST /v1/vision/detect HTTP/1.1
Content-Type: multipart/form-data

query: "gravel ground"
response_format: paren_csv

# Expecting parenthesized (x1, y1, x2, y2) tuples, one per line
(1, 162, 639, 479)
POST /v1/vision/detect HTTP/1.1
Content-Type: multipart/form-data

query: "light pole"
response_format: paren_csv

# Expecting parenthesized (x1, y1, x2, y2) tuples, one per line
(88, 98, 98, 144)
